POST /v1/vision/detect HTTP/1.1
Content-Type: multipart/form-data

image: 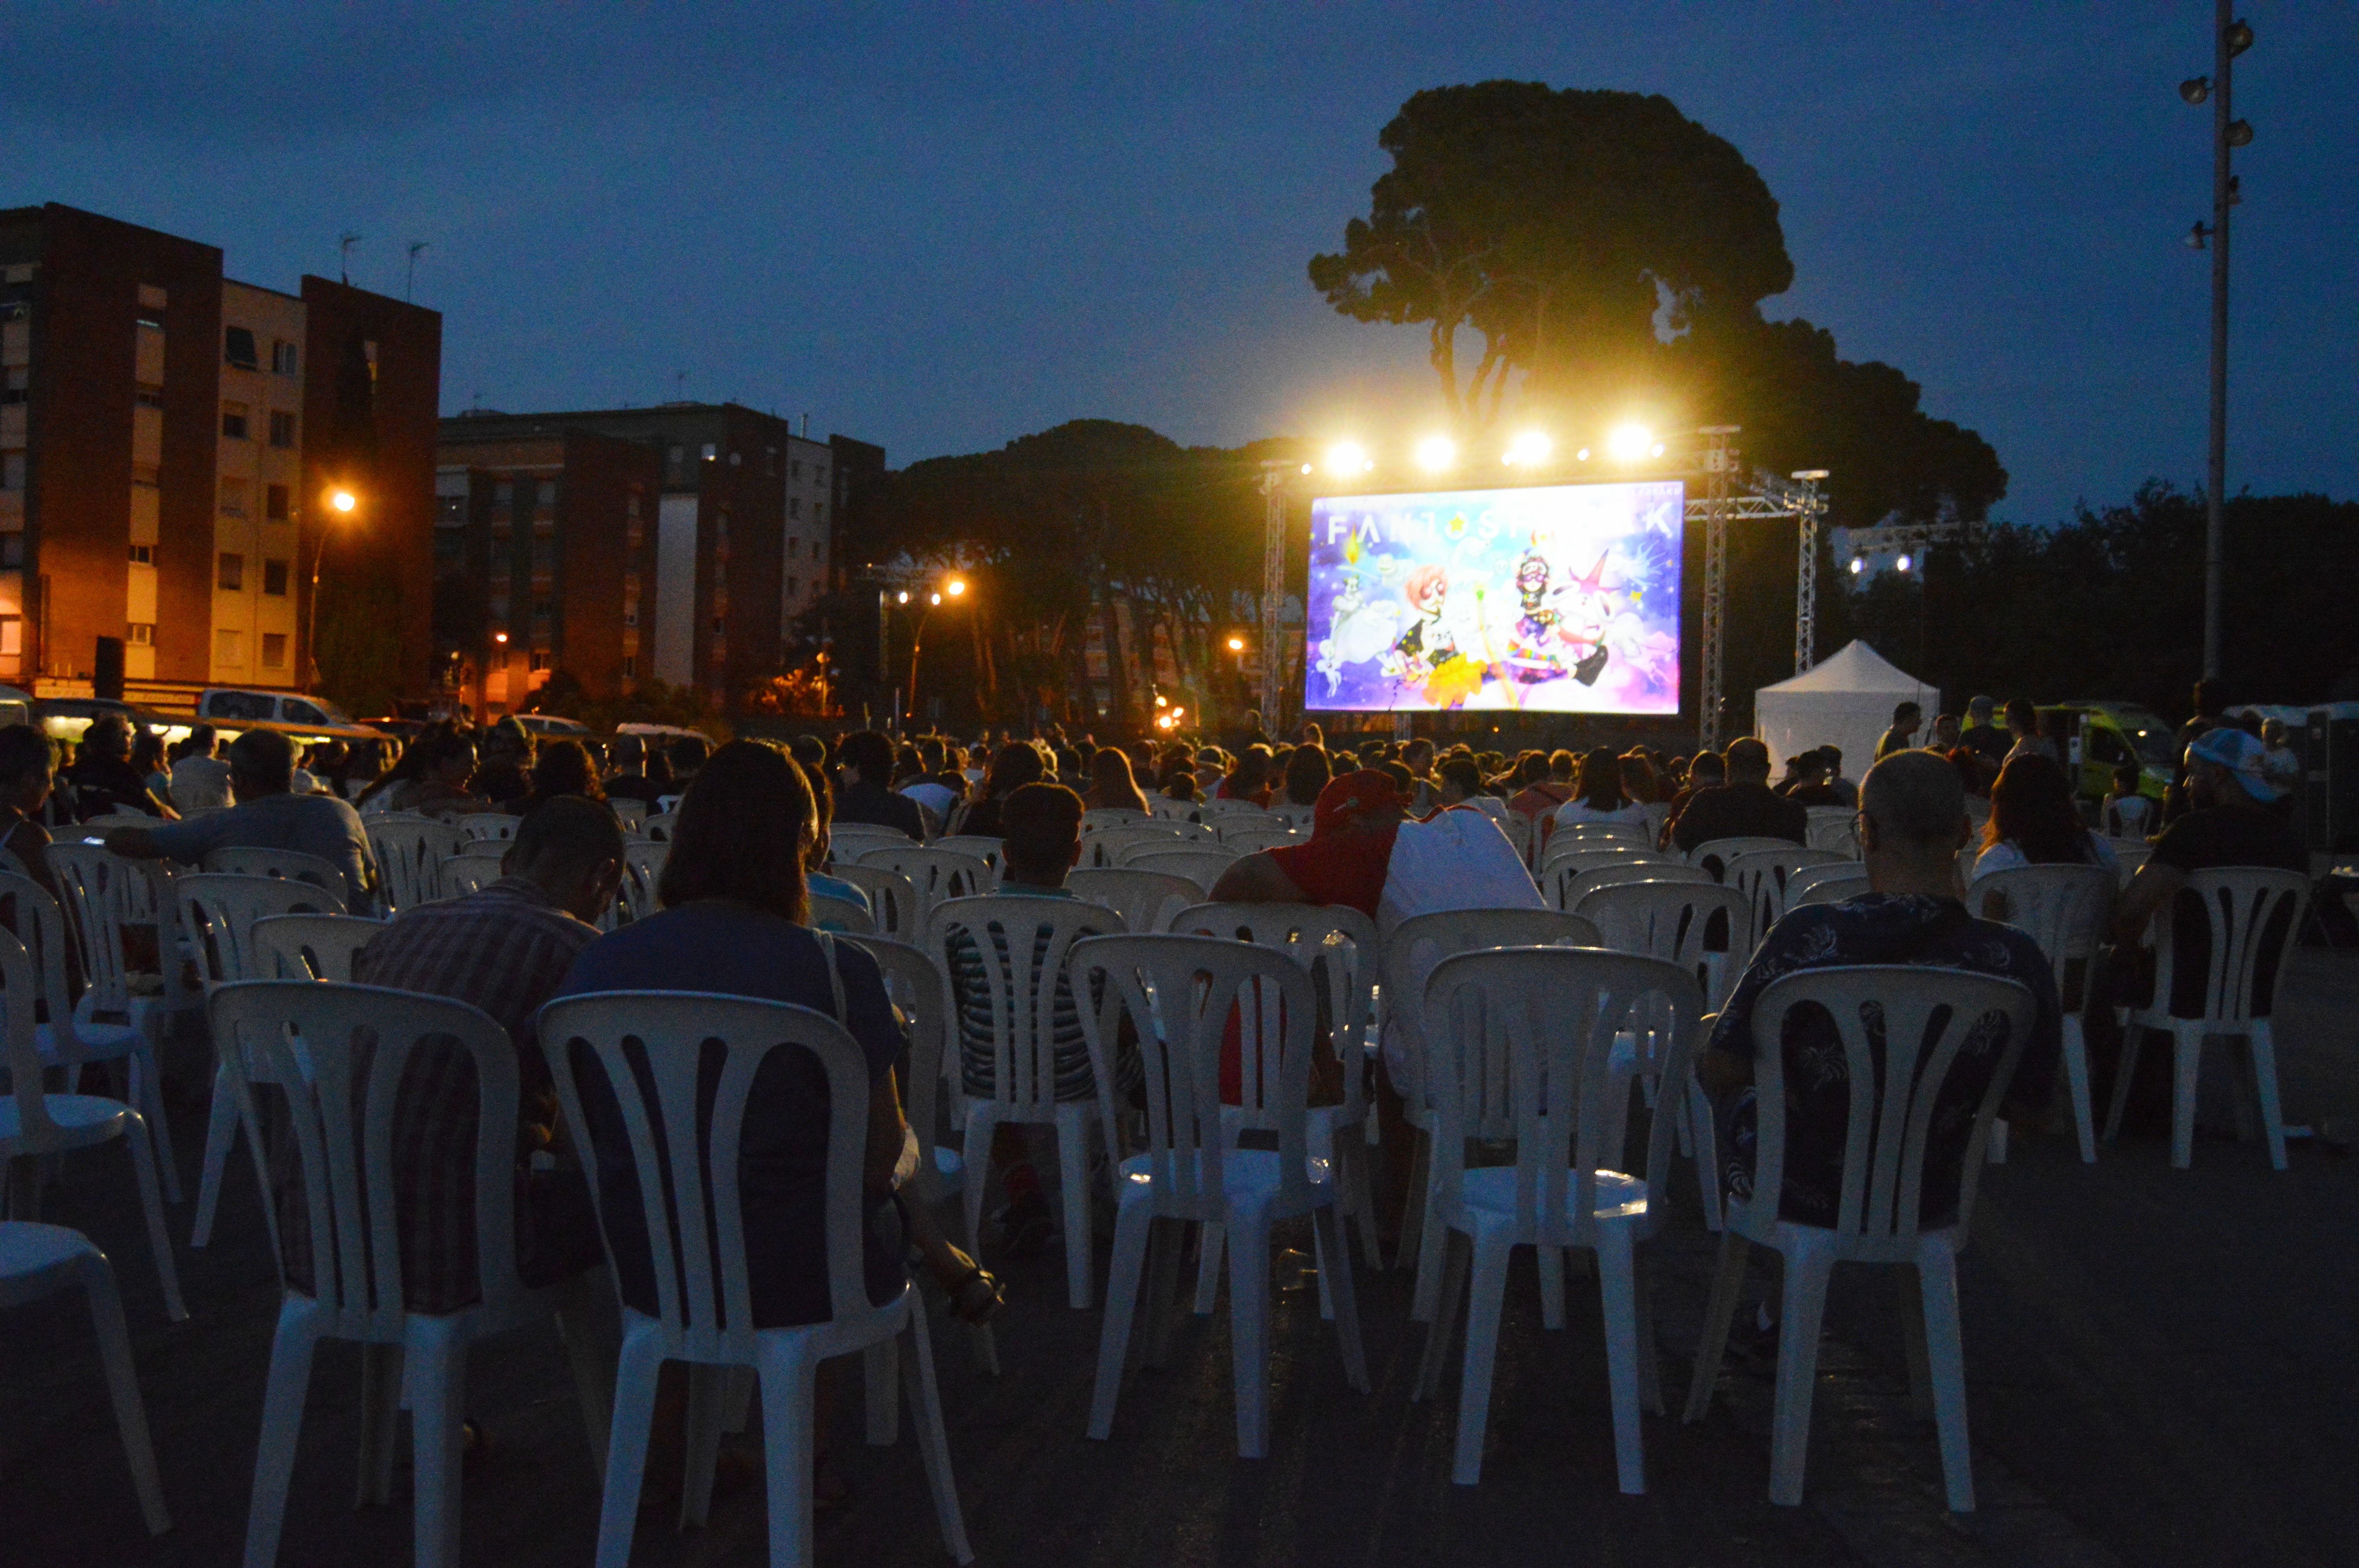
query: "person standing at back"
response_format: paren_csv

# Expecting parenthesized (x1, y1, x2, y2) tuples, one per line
(1958, 695, 2009, 767)
(2002, 699, 2055, 765)
(1875, 701, 1922, 762)
(170, 725, 235, 812)
(2102, 762, 2155, 840)
(1669, 737, 1808, 851)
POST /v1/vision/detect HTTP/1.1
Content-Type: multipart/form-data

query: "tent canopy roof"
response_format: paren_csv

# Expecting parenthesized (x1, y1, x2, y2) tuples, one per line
(1758, 640, 1928, 696)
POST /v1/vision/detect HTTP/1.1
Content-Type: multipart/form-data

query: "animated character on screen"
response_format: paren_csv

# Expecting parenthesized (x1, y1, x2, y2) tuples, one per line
(1528, 553, 1614, 686)
(1501, 548, 1572, 685)
(1314, 573, 1401, 698)
(1384, 564, 1485, 707)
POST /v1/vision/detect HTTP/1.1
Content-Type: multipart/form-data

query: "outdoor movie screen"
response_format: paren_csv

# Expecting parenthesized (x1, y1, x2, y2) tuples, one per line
(1303, 479, 1685, 714)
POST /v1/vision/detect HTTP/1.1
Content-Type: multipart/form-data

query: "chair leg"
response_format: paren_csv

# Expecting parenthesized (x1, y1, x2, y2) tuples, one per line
(594, 1333, 666, 1568)
(898, 1297, 976, 1564)
(1193, 1222, 1224, 1314)
(1410, 1151, 1452, 1323)
(355, 1342, 403, 1508)
(941, 1183, 1000, 1376)
(2247, 1020, 2290, 1171)
(863, 1340, 901, 1447)
(2060, 1013, 2097, 1162)
(1395, 1127, 1430, 1273)
(1596, 1227, 1647, 1495)
(1537, 1244, 1567, 1330)
(1311, 1202, 1369, 1393)
(2103, 1020, 2145, 1143)
(1414, 1230, 1471, 1405)
(118, 1111, 186, 1323)
(406, 1321, 470, 1568)
(132, 1037, 182, 1206)
(1312, 1218, 1335, 1321)
(680, 1362, 728, 1531)
(1689, 1080, 1725, 1232)
(190, 1058, 240, 1247)
(1632, 1252, 1664, 1417)
(959, 1107, 997, 1279)
(243, 1302, 322, 1568)
(1056, 1115, 1095, 1309)
(1897, 1266, 1934, 1422)
(1343, 1137, 1385, 1270)
(1768, 1248, 1835, 1507)
(1087, 1204, 1155, 1441)
(1449, 1235, 1513, 1485)
(1683, 1231, 1751, 1423)
(76, 1249, 171, 1535)
(2170, 1025, 2204, 1169)
(1227, 1216, 1273, 1459)
(1141, 1217, 1185, 1370)
(754, 1340, 818, 1568)
(1917, 1248, 1976, 1512)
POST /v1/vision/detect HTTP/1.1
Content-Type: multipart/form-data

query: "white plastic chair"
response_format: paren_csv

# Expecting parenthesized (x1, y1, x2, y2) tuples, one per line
(808, 892, 876, 933)
(931, 835, 1005, 877)
(2109, 839, 2153, 887)
(0, 925, 185, 1322)
(365, 817, 469, 911)
(1415, 947, 1706, 1490)
(1972, 864, 2114, 1161)
(826, 822, 914, 862)
(39, 846, 184, 1204)
(1788, 872, 1871, 909)
(1687, 835, 1803, 880)
(251, 914, 381, 982)
(1219, 826, 1303, 855)
(1067, 867, 1203, 935)
(1539, 840, 1659, 877)
(1683, 966, 2038, 1511)
(1081, 807, 1150, 830)
(200, 844, 354, 912)
(1725, 846, 1853, 929)
(1556, 862, 1715, 907)
(618, 842, 667, 924)
(214, 981, 588, 1568)
(1080, 823, 1187, 869)
(0, 1221, 171, 1535)
(1075, 933, 1370, 1457)
(609, 797, 648, 831)
(456, 812, 518, 843)
(1543, 852, 1661, 911)
(538, 991, 974, 1568)
(1552, 819, 1651, 850)
(1163, 902, 1385, 1274)
(1196, 797, 1268, 818)
(832, 863, 920, 940)
(838, 934, 1000, 1375)
(1805, 807, 1859, 857)
(927, 895, 1123, 1308)
(860, 847, 994, 926)
(440, 851, 507, 897)
(1782, 859, 1867, 905)
(2106, 867, 2307, 1169)
(1148, 797, 1206, 823)
(1122, 847, 1239, 894)
(1209, 811, 1288, 840)
(640, 809, 680, 843)
(1379, 907, 1603, 1302)
(179, 874, 353, 1248)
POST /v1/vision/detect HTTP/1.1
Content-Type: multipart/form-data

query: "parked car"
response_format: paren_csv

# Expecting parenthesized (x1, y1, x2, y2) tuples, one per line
(513, 713, 591, 741)
(197, 687, 367, 730)
(2037, 701, 2177, 806)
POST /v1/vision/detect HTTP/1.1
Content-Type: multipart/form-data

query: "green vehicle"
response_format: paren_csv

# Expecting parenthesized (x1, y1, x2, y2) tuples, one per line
(2039, 702, 2178, 806)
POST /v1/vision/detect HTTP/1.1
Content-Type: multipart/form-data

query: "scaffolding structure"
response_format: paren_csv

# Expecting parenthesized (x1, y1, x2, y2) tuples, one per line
(1689, 432, 1828, 748)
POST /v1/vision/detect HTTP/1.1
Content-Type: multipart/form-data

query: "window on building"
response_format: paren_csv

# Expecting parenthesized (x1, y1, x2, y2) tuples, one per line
(218, 478, 248, 516)
(1, 367, 25, 405)
(262, 632, 287, 668)
(712, 615, 725, 634)
(623, 605, 638, 628)
(537, 480, 557, 507)
(437, 494, 466, 525)
(127, 544, 153, 565)
(814, 466, 827, 486)
(137, 283, 166, 309)
(216, 629, 245, 665)
(434, 532, 462, 564)
(791, 459, 805, 480)
(529, 650, 552, 673)
(0, 617, 23, 656)
(814, 502, 825, 523)
(2, 536, 24, 569)
(132, 383, 161, 409)
(621, 655, 637, 680)
(1, 454, 22, 492)
(128, 622, 154, 646)
(272, 340, 298, 375)
(533, 599, 554, 621)
(493, 480, 514, 506)
(223, 326, 259, 370)
(788, 499, 800, 519)
(218, 552, 244, 591)
(263, 559, 288, 595)
(220, 402, 249, 440)
(269, 410, 296, 447)
(702, 443, 717, 462)
(787, 576, 799, 597)
(264, 483, 289, 521)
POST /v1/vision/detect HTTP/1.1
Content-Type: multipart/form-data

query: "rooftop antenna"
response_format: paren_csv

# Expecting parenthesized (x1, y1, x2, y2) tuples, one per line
(405, 241, 429, 301)
(801, 411, 809, 438)
(338, 232, 362, 285)
(674, 369, 689, 402)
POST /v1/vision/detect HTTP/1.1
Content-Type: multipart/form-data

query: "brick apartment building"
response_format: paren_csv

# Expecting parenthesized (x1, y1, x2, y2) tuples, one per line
(435, 404, 884, 712)
(0, 203, 438, 707)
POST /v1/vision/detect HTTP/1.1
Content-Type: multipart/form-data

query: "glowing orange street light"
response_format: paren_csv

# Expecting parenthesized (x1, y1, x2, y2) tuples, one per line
(308, 483, 364, 691)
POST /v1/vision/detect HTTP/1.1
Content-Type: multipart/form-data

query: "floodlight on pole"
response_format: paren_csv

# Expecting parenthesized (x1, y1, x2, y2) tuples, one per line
(1414, 435, 1456, 472)
(1503, 431, 1552, 466)
(1605, 423, 1653, 463)
(1326, 441, 1372, 477)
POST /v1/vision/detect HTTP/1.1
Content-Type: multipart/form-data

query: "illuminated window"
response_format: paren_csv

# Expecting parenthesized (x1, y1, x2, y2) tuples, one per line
(218, 552, 244, 591)
(128, 622, 154, 646)
(261, 633, 287, 668)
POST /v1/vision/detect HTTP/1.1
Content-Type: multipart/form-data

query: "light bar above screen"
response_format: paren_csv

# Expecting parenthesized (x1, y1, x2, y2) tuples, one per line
(1303, 479, 1685, 714)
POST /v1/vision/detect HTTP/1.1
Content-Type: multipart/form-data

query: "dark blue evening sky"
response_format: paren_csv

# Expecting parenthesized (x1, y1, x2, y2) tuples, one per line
(5, 2, 2352, 526)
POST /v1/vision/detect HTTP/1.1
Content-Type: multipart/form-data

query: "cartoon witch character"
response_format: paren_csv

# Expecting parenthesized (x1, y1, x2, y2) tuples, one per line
(1501, 547, 1570, 684)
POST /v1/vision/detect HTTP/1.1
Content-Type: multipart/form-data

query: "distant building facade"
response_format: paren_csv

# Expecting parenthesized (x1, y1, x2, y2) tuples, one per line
(0, 203, 439, 706)
(434, 404, 883, 711)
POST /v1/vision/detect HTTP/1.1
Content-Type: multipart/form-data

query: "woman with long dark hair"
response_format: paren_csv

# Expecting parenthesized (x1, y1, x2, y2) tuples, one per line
(515, 738, 606, 811)
(1085, 746, 1150, 815)
(949, 742, 1045, 836)
(1971, 752, 2118, 881)
(1281, 743, 1331, 808)
(1218, 744, 1276, 806)
(1552, 745, 1650, 829)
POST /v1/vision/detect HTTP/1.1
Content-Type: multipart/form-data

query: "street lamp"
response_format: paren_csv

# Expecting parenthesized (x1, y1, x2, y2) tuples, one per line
(2182, 6, 2254, 679)
(306, 484, 362, 692)
(904, 575, 970, 728)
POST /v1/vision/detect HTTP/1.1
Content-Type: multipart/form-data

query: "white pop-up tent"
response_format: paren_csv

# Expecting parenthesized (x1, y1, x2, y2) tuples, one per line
(1754, 640, 1936, 780)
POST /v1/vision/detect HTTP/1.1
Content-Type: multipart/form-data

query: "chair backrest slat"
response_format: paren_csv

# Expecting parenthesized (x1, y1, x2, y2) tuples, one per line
(2148, 867, 2308, 1025)
(1164, 902, 1379, 1124)
(832, 863, 919, 940)
(200, 844, 353, 912)
(1067, 867, 1203, 935)
(1379, 908, 1602, 1112)
(1576, 880, 1752, 1011)
(365, 817, 469, 910)
(251, 913, 382, 982)
(176, 873, 347, 989)
(924, 895, 1119, 1112)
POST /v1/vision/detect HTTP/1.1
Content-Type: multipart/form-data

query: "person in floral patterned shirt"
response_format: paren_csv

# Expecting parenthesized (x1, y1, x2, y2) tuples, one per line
(1699, 748, 2061, 1228)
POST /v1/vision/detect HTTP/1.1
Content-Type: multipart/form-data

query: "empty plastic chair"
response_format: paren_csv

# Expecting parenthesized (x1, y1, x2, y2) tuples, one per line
(1076, 934, 1370, 1457)
(1081, 807, 1150, 830)
(200, 844, 353, 911)
(859, 846, 994, 922)
(640, 810, 680, 843)
(365, 817, 469, 911)
(1416, 947, 1706, 1490)
(1066, 867, 1202, 935)
(440, 851, 507, 897)
(0, 1221, 171, 1535)
(1683, 965, 2039, 1511)
(1972, 864, 2114, 1161)
(1122, 847, 1239, 894)
(1080, 823, 1190, 869)
(539, 991, 974, 1568)
(1218, 826, 1303, 855)
(1781, 859, 1868, 906)
(456, 812, 518, 843)
(1556, 862, 1716, 908)
(1788, 872, 1871, 909)
(1805, 807, 1859, 857)
(1543, 851, 1661, 911)
(250, 914, 382, 982)
(2106, 866, 2307, 1169)
(808, 892, 876, 933)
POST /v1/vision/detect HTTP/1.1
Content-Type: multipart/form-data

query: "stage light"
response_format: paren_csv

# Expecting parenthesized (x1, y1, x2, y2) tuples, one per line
(929, 592, 941, 606)
(1155, 695, 1167, 707)
(896, 590, 909, 604)
(2180, 76, 2210, 104)
(1504, 431, 1551, 466)
(945, 577, 967, 596)
(1606, 423, 1652, 463)
(1414, 435, 1456, 472)
(1576, 447, 1591, 462)
(1895, 554, 1914, 573)
(1650, 443, 1665, 458)
(1227, 635, 1245, 652)
(1300, 463, 1313, 476)
(1850, 557, 1865, 575)
(1326, 441, 1371, 477)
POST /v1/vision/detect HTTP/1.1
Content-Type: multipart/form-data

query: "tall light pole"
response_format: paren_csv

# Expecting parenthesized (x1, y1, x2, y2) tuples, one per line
(307, 485, 359, 691)
(905, 576, 966, 727)
(2181, 9, 2254, 681)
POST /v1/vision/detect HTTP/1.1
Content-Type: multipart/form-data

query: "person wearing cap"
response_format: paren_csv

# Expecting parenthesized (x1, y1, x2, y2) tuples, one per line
(1667, 737, 1807, 853)
(2113, 727, 2306, 953)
